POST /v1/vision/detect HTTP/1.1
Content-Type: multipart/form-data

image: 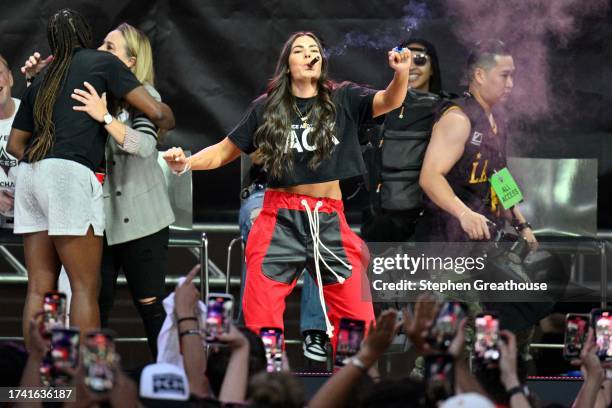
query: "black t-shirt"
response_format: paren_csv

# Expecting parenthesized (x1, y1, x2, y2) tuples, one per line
(12, 48, 142, 171)
(228, 83, 378, 187)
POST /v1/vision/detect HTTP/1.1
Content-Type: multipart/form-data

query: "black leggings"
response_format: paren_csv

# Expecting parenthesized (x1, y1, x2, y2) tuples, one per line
(98, 227, 169, 358)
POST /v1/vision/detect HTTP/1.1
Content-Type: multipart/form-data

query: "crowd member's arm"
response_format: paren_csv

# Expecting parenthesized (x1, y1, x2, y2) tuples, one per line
(163, 137, 242, 174)
(108, 367, 140, 408)
(175, 265, 210, 398)
(448, 319, 488, 396)
(72, 82, 158, 158)
(595, 379, 612, 408)
(498, 330, 531, 408)
(19, 316, 46, 408)
(403, 296, 487, 397)
(309, 310, 401, 408)
(371, 48, 412, 117)
(572, 329, 606, 408)
(217, 324, 250, 403)
(402, 293, 440, 353)
(419, 109, 491, 240)
(62, 366, 105, 408)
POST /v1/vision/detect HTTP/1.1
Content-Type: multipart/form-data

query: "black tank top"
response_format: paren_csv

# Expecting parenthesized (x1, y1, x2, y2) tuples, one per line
(426, 93, 507, 241)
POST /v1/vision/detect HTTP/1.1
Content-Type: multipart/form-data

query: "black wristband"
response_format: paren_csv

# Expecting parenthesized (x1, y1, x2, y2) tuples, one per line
(515, 222, 532, 232)
(176, 316, 198, 325)
(506, 385, 525, 398)
(179, 329, 201, 339)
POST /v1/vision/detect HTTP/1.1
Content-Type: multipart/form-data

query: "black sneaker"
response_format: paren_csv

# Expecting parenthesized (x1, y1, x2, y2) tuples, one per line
(302, 330, 328, 362)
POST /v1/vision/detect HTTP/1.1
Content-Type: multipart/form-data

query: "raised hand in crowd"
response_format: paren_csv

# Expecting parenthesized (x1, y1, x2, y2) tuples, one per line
(174, 264, 210, 398)
(402, 293, 440, 353)
(63, 359, 139, 408)
(175, 264, 201, 318)
(309, 309, 401, 408)
(217, 323, 250, 403)
(18, 314, 47, 408)
(571, 328, 612, 408)
(447, 318, 488, 397)
(498, 330, 531, 408)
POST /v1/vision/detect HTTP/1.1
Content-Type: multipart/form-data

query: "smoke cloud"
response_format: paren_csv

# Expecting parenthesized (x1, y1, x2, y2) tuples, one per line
(326, 1, 430, 56)
(443, 0, 609, 123)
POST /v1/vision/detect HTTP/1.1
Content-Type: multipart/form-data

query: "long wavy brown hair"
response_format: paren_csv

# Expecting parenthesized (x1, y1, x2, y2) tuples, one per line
(253, 32, 337, 180)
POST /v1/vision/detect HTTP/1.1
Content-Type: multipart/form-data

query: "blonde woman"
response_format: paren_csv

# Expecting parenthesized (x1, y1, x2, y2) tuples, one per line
(25, 23, 175, 356)
(82, 23, 175, 357)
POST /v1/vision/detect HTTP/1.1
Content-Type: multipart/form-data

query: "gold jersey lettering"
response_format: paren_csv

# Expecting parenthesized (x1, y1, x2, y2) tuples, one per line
(490, 186, 500, 214)
(469, 153, 489, 184)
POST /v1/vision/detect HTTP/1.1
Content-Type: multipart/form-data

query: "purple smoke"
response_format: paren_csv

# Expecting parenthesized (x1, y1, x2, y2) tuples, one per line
(443, 0, 609, 123)
(326, 0, 430, 56)
(401, 2, 428, 33)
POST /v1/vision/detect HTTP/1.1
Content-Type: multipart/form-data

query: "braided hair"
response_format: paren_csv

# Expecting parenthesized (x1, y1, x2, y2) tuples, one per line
(27, 9, 92, 163)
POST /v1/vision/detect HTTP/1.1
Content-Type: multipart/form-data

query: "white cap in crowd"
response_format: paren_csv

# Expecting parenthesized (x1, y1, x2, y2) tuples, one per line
(139, 362, 190, 402)
(440, 392, 495, 408)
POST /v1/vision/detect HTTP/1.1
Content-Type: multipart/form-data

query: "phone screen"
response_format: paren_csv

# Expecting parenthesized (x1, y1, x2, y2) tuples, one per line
(206, 294, 234, 344)
(427, 302, 467, 351)
(83, 330, 116, 393)
(475, 313, 500, 364)
(45, 328, 80, 386)
(563, 314, 589, 360)
(595, 311, 612, 361)
(335, 318, 365, 367)
(42, 291, 67, 337)
(424, 354, 454, 403)
(260, 328, 283, 372)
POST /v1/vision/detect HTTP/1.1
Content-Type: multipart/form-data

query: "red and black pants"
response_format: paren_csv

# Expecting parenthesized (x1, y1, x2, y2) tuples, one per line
(243, 190, 375, 350)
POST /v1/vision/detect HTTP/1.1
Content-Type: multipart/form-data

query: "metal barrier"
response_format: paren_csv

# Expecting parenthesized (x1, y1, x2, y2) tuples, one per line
(226, 236, 244, 294)
(0, 228, 212, 298)
(0, 335, 304, 345)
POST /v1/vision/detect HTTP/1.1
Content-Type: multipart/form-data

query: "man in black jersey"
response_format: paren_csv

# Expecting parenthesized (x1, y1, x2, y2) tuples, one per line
(419, 40, 541, 343)
(419, 39, 536, 248)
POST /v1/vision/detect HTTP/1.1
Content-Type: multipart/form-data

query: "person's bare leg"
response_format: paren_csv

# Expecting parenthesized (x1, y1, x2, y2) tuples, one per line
(52, 227, 102, 336)
(22, 231, 61, 350)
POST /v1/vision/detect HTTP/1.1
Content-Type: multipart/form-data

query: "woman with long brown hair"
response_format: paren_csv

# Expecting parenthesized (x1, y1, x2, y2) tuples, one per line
(165, 32, 411, 351)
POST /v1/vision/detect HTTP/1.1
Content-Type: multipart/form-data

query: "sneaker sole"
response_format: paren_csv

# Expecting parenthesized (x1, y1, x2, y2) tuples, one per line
(303, 343, 328, 362)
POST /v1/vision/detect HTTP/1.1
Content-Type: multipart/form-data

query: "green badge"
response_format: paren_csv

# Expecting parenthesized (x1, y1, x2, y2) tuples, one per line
(489, 167, 523, 209)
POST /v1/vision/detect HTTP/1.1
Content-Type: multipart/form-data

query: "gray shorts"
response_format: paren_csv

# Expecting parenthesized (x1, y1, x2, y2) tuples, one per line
(14, 159, 104, 236)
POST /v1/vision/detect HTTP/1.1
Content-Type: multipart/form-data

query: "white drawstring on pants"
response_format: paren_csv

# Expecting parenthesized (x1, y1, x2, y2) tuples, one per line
(301, 199, 352, 338)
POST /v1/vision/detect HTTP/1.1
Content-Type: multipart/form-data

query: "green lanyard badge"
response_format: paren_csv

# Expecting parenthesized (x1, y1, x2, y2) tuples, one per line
(489, 167, 524, 209)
